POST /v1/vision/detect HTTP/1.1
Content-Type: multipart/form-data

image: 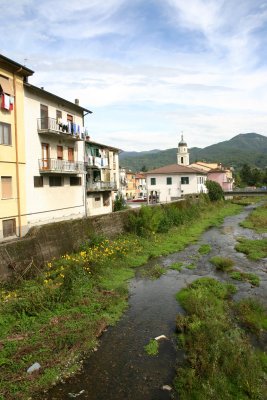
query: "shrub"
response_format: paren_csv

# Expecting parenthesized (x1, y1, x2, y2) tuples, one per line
(205, 180, 224, 201)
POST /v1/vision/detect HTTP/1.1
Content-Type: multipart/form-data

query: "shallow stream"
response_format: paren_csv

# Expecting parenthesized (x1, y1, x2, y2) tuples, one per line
(41, 204, 267, 400)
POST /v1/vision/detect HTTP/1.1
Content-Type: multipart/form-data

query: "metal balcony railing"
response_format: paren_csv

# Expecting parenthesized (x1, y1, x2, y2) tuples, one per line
(37, 117, 86, 140)
(39, 158, 85, 173)
(86, 181, 117, 191)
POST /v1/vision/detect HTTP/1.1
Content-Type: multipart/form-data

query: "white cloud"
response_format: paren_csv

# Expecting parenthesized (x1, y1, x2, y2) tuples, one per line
(1, 0, 267, 151)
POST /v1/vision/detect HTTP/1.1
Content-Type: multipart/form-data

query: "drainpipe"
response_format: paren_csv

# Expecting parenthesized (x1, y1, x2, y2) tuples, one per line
(13, 73, 22, 237)
(83, 111, 88, 218)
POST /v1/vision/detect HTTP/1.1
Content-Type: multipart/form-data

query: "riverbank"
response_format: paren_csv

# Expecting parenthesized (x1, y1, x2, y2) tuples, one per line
(0, 198, 245, 399)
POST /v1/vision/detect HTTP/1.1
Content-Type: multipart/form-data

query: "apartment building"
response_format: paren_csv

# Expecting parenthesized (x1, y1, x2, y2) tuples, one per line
(85, 139, 120, 216)
(24, 84, 91, 229)
(0, 55, 33, 240)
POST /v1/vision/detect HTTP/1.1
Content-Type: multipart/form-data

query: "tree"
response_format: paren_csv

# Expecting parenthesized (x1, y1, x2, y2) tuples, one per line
(205, 180, 224, 202)
(113, 194, 127, 212)
(239, 164, 252, 186)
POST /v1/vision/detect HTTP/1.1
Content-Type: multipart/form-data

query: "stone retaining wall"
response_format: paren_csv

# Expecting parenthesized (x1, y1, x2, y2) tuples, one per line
(0, 208, 135, 280)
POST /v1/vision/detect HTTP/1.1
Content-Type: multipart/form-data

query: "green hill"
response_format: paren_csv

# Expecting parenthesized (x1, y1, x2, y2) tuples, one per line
(119, 133, 267, 171)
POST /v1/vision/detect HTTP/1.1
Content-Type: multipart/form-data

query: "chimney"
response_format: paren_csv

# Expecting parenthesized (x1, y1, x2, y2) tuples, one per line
(75, 98, 79, 105)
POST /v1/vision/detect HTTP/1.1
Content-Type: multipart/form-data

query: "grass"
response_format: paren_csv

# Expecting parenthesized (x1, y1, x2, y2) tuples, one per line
(0, 200, 243, 399)
(169, 262, 184, 272)
(235, 237, 267, 260)
(231, 196, 266, 206)
(144, 339, 159, 356)
(209, 255, 234, 271)
(230, 271, 260, 286)
(140, 264, 165, 279)
(175, 277, 266, 399)
(185, 263, 196, 270)
(234, 298, 267, 333)
(198, 244, 211, 255)
(240, 202, 267, 233)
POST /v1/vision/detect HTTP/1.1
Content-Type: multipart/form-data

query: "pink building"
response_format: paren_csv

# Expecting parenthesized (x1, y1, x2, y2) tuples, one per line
(207, 168, 233, 191)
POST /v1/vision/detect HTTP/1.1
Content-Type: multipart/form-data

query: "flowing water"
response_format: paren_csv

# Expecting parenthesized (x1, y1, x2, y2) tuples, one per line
(41, 204, 267, 400)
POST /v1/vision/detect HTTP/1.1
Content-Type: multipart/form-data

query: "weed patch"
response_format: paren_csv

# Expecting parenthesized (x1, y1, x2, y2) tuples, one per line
(140, 264, 165, 279)
(235, 237, 267, 260)
(210, 255, 234, 271)
(169, 262, 184, 272)
(240, 202, 267, 232)
(175, 278, 266, 399)
(144, 339, 159, 356)
(198, 244, 211, 255)
(230, 271, 260, 286)
(234, 298, 267, 333)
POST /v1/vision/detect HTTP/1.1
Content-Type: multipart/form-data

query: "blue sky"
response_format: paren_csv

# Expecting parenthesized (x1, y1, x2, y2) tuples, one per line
(1, 0, 267, 151)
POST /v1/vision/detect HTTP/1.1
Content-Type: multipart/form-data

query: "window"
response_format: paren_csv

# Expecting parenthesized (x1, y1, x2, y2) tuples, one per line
(0, 122, 11, 145)
(150, 177, 156, 185)
(93, 196, 101, 208)
(70, 177, 81, 186)
(68, 147, 74, 162)
(40, 104, 48, 129)
(181, 157, 184, 164)
(3, 219, 16, 238)
(49, 176, 62, 186)
(1, 177, 12, 199)
(167, 177, 172, 185)
(34, 176, 43, 187)
(57, 146, 63, 160)
(41, 143, 50, 170)
(56, 110, 62, 121)
(181, 177, 189, 185)
(67, 114, 73, 122)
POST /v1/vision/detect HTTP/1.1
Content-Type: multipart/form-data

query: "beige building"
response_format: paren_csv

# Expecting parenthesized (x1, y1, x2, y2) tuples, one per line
(0, 55, 33, 240)
(24, 83, 91, 229)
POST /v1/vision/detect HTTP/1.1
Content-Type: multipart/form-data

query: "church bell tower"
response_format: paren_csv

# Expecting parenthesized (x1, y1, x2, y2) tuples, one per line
(177, 134, 189, 166)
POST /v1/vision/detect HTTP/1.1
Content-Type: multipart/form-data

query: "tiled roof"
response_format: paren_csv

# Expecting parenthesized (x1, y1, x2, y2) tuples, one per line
(146, 164, 207, 174)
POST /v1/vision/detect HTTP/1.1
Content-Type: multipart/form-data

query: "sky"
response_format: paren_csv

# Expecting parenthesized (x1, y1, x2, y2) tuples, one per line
(1, 0, 267, 151)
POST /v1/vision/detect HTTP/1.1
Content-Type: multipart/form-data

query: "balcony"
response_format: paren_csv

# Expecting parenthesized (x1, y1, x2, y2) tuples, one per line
(87, 181, 117, 192)
(37, 118, 86, 141)
(39, 158, 85, 174)
(86, 156, 110, 169)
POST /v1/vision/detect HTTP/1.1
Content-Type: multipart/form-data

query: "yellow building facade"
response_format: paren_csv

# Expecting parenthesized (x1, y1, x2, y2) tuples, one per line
(0, 55, 33, 240)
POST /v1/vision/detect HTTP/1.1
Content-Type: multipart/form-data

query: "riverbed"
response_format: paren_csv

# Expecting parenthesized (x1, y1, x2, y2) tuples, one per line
(41, 203, 267, 400)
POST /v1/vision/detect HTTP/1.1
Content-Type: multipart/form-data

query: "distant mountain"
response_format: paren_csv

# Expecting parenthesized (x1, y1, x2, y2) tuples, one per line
(119, 149, 161, 160)
(119, 133, 267, 171)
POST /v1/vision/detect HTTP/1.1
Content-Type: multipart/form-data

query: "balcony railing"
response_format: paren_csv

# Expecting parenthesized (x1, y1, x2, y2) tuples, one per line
(37, 117, 87, 141)
(86, 156, 110, 169)
(87, 181, 117, 191)
(39, 158, 85, 173)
